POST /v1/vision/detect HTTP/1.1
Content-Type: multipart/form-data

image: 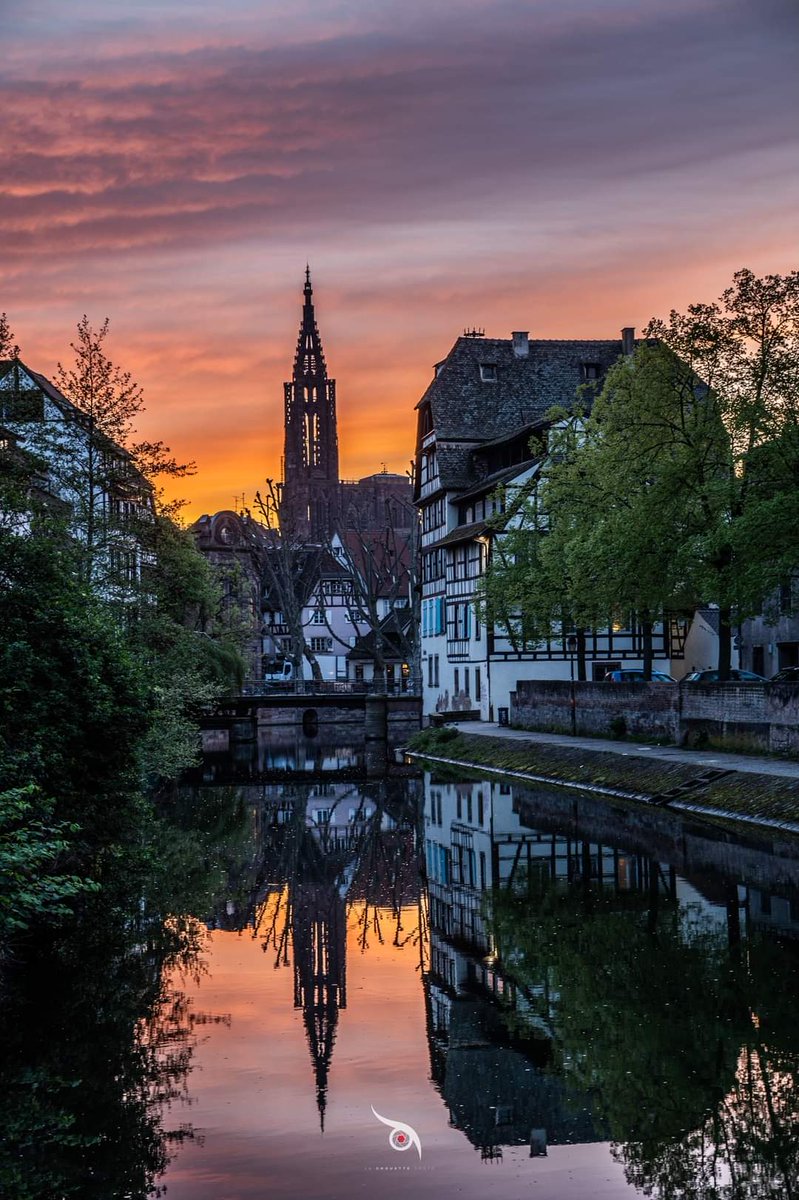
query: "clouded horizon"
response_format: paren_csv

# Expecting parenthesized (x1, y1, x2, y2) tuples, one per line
(3, 0, 797, 516)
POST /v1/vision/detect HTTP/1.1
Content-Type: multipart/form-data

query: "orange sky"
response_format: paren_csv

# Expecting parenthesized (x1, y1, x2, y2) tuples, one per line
(3, 0, 797, 519)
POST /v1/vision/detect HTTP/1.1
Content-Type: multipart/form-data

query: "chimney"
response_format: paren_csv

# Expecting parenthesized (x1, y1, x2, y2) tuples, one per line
(512, 330, 529, 358)
(621, 326, 635, 356)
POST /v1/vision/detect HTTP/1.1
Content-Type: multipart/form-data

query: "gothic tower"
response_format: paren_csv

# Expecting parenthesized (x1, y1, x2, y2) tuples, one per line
(280, 268, 340, 538)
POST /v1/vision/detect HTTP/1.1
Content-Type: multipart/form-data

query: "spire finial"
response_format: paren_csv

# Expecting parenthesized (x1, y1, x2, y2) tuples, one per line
(304, 263, 312, 297)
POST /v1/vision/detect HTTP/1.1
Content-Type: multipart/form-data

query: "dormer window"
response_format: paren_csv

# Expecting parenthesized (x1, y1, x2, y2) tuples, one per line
(480, 363, 497, 382)
(581, 362, 601, 381)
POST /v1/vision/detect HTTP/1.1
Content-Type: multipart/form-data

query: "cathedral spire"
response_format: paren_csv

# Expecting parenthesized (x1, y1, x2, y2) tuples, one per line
(293, 264, 327, 378)
(281, 269, 340, 538)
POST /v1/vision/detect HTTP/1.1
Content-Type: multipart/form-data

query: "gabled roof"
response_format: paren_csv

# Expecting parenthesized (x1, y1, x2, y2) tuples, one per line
(0, 357, 152, 497)
(347, 606, 413, 661)
(417, 335, 626, 494)
(0, 358, 78, 421)
(427, 519, 489, 550)
(417, 335, 624, 440)
(454, 458, 540, 505)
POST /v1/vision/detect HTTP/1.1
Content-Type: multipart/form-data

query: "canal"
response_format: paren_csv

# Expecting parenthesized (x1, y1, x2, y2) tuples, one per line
(4, 733, 799, 1198)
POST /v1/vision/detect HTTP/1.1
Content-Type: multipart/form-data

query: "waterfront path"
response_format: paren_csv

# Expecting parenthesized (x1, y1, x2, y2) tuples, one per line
(448, 722, 799, 781)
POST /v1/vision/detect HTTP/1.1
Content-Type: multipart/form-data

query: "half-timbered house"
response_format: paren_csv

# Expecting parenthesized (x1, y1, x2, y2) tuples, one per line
(413, 328, 683, 721)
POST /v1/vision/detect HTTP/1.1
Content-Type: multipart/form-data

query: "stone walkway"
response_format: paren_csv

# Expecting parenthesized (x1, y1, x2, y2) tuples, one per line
(448, 722, 799, 781)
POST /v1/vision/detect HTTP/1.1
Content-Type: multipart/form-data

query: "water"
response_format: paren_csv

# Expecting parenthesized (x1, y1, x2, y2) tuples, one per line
(4, 737, 799, 1198)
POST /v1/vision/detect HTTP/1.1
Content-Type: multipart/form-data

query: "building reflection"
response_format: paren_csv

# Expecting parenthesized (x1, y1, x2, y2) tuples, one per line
(419, 767, 799, 1185)
(204, 777, 423, 1129)
(423, 777, 640, 1157)
(186, 758, 799, 1182)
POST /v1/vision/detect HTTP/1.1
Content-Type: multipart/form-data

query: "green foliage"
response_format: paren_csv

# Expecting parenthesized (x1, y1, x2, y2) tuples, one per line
(0, 787, 99, 949)
(407, 725, 461, 753)
(0, 362, 242, 956)
(480, 267, 799, 680)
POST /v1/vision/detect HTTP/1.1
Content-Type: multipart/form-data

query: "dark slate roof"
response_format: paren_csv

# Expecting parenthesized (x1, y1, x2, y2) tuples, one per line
(347, 607, 413, 661)
(428, 518, 489, 550)
(435, 443, 477, 491)
(455, 458, 539, 504)
(418, 335, 624, 491)
(418, 336, 624, 438)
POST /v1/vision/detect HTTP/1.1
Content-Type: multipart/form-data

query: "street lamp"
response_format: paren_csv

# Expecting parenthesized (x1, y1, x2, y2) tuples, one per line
(567, 634, 578, 736)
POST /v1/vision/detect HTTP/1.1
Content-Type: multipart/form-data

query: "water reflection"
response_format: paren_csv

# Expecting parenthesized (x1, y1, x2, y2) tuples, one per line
(6, 742, 799, 1199)
(423, 771, 799, 1194)
(199, 777, 423, 1132)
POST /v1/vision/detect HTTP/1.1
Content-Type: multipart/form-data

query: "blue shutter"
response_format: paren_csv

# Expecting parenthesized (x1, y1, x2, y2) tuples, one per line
(465, 604, 471, 639)
(437, 597, 444, 635)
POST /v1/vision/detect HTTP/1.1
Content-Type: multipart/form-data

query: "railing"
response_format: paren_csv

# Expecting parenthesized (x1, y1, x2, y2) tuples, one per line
(240, 678, 421, 697)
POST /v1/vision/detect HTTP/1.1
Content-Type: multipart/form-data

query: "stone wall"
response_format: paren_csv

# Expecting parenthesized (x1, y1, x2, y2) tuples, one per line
(511, 680, 799, 755)
(511, 680, 678, 741)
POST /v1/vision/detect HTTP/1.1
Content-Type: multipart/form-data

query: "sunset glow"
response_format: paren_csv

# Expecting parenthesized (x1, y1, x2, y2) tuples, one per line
(3, 0, 797, 517)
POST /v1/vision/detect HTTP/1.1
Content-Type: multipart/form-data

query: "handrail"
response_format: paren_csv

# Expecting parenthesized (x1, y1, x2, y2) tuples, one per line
(240, 679, 421, 697)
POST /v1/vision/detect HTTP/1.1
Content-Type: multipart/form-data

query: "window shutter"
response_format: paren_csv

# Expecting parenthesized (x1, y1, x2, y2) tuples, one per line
(465, 604, 471, 639)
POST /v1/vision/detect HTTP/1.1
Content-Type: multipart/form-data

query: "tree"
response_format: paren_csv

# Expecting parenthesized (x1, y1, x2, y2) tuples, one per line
(641, 269, 799, 676)
(328, 495, 420, 690)
(254, 480, 324, 682)
(0, 312, 18, 359)
(537, 353, 716, 679)
(45, 316, 196, 590)
(480, 268, 799, 680)
(48, 316, 147, 584)
(477, 473, 597, 680)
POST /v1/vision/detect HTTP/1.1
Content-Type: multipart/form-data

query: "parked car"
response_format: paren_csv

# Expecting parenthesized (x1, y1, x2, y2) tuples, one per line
(682, 669, 767, 683)
(770, 666, 799, 683)
(603, 669, 676, 682)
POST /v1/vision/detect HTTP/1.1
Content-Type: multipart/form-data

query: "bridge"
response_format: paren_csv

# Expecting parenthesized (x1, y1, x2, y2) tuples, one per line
(203, 684, 421, 731)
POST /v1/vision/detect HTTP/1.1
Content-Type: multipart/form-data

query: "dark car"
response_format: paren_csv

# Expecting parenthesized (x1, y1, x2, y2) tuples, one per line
(682, 669, 767, 683)
(770, 666, 799, 683)
(604, 669, 676, 682)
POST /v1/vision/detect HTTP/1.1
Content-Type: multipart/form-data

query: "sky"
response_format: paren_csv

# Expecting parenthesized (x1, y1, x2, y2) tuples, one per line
(2, 0, 797, 518)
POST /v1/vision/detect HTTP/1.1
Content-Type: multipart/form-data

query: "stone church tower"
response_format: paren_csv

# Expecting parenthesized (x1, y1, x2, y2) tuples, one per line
(280, 268, 340, 539)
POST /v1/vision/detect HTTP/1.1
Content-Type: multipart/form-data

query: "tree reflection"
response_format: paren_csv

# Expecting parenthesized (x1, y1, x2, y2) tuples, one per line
(0, 788, 248, 1200)
(490, 865, 799, 1199)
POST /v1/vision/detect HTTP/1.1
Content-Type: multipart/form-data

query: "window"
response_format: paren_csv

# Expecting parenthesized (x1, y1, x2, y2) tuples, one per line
(581, 362, 601, 381)
(310, 637, 333, 653)
(311, 608, 326, 624)
(452, 603, 471, 640)
(475, 667, 481, 701)
(778, 642, 799, 670)
(479, 363, 497, 382)
(454, 668, 460, 694)
(434, 655, 440, 687)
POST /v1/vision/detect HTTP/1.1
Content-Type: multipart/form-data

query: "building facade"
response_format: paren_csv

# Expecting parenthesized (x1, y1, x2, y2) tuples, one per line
(0, 355, 153, 595)
(413, 328, 680, 721)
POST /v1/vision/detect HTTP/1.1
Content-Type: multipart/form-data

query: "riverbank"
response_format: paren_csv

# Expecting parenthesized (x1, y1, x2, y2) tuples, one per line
(406, 723, 799, 835)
